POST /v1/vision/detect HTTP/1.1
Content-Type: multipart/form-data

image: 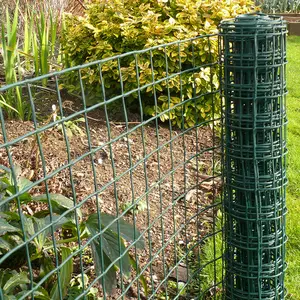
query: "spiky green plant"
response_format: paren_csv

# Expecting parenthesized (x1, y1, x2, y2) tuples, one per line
(1, 1, 61, 120)
(33, 8, 59, 86)
(60, 13, 70, 69)
(256, 0, 300, 13)
(37, 11, 50, 86)
(22, 10, 34, 70)
(1, 3, 27, 120)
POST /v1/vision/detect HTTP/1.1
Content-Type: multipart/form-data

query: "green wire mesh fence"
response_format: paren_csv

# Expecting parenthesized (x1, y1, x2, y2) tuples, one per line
(0, 13, 289, 299)
(0, 35, 223, 299)
(220, 13, 288, 299)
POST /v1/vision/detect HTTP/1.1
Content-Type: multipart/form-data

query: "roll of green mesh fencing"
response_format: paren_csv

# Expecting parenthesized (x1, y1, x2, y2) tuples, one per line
(220, 13, 288, 299)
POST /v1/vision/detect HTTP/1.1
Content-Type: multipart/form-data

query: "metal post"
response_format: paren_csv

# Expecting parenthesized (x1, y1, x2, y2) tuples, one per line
(220, 13, 288, 299)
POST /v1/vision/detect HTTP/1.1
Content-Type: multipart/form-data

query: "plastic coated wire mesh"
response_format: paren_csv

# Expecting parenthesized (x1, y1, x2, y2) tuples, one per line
(0, 35, 222, 299)
(220, 13, 288, 299)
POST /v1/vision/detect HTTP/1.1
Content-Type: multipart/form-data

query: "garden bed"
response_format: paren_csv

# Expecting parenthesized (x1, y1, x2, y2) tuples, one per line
(0, 101, 221, 298)
(275, 13, 300, 35)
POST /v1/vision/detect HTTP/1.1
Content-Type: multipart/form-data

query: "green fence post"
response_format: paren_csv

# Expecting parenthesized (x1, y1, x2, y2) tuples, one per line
(220, 13, 288, 299)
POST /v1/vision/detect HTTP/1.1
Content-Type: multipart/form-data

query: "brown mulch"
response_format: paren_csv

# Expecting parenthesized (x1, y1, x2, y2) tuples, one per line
(0, 109, 221, 298)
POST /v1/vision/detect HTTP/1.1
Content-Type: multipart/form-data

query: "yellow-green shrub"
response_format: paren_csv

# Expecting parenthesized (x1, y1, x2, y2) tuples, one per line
(62, 0, 254, 127)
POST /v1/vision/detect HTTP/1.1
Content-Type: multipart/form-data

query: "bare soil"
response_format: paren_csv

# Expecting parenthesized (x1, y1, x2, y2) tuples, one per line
(0, 105, 221, 298)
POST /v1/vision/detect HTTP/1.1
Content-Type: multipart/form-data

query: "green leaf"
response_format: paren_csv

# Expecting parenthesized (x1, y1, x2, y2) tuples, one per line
(32, 217, 47, 251)
(31, 194, 73, 209)
(3, 272, 30, 294)
(0, 269, 14, 289)
(103, 229, 131, 276)
(32, 285, 51, 300)
(39, 256, 55, 282)
(6, 186, 31, 203)
(14, 284, 50, 300)
(20, 213, 35, 238)
(0, 218, 21, 236)
(32, 210, 50, 219)
(129, 255, 148, 296)
(37, 215, 69, 233)
(87, 214, 141, 295)
(31, 194, 76, 215)
(86, 218, 131, 276)
(17, 176, 32, 191)
(31, 215, 70, 252)
(0, 237, 14, 251)
(91, 241, 117, 295)
(88, 213, 144, 249)
(0, 212, 20, 222)
(50, 247, 73, 300)
(0, 95, 20, 115)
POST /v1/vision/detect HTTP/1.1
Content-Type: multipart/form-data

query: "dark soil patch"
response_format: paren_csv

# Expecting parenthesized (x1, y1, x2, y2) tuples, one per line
(0, 111, 221, 298)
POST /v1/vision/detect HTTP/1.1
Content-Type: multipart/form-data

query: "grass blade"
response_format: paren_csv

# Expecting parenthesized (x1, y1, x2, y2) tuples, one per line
(23, 10, 34, 70)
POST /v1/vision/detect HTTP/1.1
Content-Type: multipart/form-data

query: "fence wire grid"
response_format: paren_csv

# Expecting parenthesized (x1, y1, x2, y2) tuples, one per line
(0, 34, 223, 299)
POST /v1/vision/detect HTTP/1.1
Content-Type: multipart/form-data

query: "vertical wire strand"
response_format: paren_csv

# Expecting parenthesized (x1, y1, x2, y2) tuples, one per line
(177, 41, 189, 297)
(149, 48, 168, 297)
(163, 44, 179, 294)
(27, 83, 64, 300)
(134, 53, 155, 296)
(218, 31, 226, 299)
(0, 96, 34, 299)
(208, 35, 218, 299)
(190, 39, 202, 297)
(117, 56, 141, 299)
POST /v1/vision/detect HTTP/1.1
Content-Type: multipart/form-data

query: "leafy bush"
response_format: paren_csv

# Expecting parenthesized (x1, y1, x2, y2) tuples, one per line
(62, 0, 254, 127)
(0, 165, 145, 298)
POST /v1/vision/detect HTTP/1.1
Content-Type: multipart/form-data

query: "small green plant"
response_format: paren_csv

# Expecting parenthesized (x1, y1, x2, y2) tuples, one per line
(51, 104, 86, 137)
(58, 117, 86, 137)
(121, 200, 147, 215)
(0, 164, 146, 297)
(199, 213, 223, 298)
(170, 210, 223, 299)
(67, 274, 100, 300)
(0, 269, 51, 299)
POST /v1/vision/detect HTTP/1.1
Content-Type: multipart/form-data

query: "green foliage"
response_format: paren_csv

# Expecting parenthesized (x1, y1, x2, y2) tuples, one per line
(171, 210, 223, 299)
(1, 3, 27, 120)
(86, 213, 145, 294)
(0, 2, 60, 120)
(199, 213, 223, 298)
(256, 0, 300, 13)
(67, 274, 100, 299)
(18, 5, 59, 80)
(0, 165, 146, 297)
(121, 200, 147, 215)
(56, 117, 86, 137)
(0, 268, 64, 299)
(62, 0, 254, 128)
